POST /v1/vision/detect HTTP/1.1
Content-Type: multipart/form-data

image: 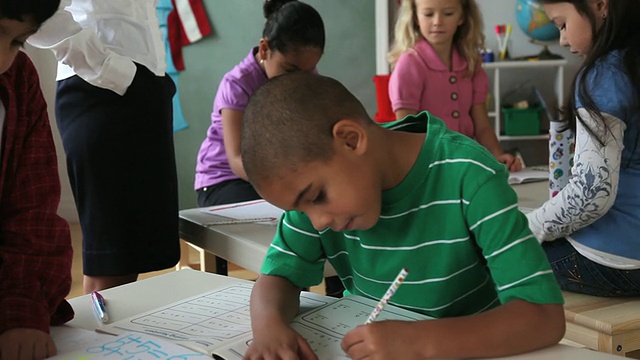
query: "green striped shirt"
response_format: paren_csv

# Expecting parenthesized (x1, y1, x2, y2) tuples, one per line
(262, 113, 563, 318)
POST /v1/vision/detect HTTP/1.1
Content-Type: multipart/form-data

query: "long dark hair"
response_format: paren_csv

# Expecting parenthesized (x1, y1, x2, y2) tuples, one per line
(543, 0, 640, 145)
(0, 0, 60, 25)
(262, 0, 325, 54)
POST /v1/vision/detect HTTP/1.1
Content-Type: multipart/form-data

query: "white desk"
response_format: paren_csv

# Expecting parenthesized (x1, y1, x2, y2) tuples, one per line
(179, 208, 337, 277)
(64, 269, 248, 330)
(512, 181, 549, 209)
(179, 208, 276, 274)
(56, 269, 623, 359)
(180, 182, 550, 277)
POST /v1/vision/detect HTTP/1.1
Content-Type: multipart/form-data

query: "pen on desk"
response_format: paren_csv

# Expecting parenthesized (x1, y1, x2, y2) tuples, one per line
(91, 291, 109, 323)
(364, 268, 409, 324)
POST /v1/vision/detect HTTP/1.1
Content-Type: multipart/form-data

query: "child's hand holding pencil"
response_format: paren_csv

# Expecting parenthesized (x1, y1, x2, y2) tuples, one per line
(341, 268, 414, 359)
(364, 268, 409, 324)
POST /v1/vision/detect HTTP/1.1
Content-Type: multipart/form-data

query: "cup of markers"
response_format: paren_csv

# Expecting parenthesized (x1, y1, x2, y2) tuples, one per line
(494, 23, 512, 60)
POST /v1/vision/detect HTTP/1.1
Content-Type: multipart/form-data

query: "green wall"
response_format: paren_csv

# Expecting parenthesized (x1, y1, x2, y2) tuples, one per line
(174, 0, 376, 209)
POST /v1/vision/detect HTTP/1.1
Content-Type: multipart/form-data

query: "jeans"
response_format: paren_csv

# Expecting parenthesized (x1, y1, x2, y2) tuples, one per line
(543, 239, 640, 297)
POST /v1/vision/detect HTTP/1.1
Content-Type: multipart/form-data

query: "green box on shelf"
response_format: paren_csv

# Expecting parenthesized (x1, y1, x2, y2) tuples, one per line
(502, 105, 543, 136)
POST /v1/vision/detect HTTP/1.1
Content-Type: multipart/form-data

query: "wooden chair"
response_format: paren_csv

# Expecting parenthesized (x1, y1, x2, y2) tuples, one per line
(562, 291, 640, 357)
(176, 239, 219, 273)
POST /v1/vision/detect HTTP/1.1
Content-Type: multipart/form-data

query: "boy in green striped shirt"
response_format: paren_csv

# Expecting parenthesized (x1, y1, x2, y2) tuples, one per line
(241, 73, 565, 359)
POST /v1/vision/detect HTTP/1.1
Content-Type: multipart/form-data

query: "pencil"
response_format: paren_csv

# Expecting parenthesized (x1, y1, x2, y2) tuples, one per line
(364, 268, 409, 324)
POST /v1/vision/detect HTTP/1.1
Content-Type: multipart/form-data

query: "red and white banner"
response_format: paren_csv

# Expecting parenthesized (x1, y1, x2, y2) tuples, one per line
(168, 0, 211, 70)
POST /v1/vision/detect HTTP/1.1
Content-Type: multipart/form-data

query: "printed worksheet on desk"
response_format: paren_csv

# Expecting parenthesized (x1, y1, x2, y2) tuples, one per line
(50, 331, 212, 360)
(99, 283, 335, 357)
(212, 295, 431, 360)
(200, 199, 285, 226)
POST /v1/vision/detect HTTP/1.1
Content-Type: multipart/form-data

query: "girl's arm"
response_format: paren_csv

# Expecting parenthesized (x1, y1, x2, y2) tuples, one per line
(527, 109, 624, 241)
(245, 275, 317, 360)
(471, 103, 522, 171)
(342, 300, 564, 359)
(221, 109, 249, 180)
(395, 108, 417, 120)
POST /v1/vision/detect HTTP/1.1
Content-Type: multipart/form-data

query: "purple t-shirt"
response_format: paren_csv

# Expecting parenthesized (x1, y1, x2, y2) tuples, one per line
(194, 48, 267, 190)
(389, 38, 488, 139)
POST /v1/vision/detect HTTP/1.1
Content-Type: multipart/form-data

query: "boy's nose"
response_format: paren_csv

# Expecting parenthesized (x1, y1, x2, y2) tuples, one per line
(308, 211, 332, 231)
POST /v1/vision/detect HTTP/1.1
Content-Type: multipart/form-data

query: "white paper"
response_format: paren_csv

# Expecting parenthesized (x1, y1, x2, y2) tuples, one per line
(50, 331, 211, 360)
(51, 326, 116, 354)
(213, 296, 429, 360)
(100, 284, 335, 357)
(200, 200, 284, 225)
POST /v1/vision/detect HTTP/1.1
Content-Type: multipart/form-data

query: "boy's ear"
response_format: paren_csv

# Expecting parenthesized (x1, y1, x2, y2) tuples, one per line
(332, 119, 368, 155)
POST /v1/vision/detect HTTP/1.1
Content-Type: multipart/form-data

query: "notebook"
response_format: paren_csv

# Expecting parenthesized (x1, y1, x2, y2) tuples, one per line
(508, 167, 549, 185)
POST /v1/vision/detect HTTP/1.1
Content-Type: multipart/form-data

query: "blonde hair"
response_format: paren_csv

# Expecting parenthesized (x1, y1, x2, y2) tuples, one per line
(387, 0, 486, 77)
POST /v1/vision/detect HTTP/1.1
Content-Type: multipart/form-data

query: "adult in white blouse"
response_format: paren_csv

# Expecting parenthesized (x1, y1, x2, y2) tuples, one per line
(29, 0, 180, 293)
(527, 0, 640, 297)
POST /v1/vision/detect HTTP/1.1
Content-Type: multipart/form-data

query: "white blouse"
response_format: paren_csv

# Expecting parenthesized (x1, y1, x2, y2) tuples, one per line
(28, 0, 166, 96)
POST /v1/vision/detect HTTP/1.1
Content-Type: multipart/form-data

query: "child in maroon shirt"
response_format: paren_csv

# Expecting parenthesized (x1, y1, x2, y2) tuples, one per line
(0, 1, 74, 359)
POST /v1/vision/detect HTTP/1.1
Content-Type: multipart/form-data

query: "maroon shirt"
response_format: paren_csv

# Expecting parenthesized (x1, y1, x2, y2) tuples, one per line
(0, 51, 74, 334)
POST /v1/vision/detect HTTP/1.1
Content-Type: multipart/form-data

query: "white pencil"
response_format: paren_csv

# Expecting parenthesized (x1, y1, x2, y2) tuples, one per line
(364, 268, 409, 324)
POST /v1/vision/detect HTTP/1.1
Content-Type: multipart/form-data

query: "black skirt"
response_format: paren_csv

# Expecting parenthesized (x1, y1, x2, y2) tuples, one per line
(55, 64, 180, 276)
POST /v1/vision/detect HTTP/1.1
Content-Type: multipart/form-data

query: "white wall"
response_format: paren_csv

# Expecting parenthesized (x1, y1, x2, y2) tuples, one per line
(24, 45, 78, 223)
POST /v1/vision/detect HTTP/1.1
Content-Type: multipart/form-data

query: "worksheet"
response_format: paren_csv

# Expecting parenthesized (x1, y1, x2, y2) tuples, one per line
(51, 331, 211, 360)
(212, 296, 429, 360)
(100, 283, 334, 356)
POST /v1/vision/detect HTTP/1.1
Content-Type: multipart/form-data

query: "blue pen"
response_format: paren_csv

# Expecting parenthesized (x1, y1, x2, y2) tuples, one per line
(91, 291, 109, 323)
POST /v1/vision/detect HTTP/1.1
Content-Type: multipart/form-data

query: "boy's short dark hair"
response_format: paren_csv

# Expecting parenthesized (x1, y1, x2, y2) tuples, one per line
(242, 73, 372, 186)
(0, 0, 60, 25)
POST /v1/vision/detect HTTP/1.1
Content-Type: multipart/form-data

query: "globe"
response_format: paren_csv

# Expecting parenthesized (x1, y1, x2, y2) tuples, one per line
(515, 0, 563, 59)
(515, 0, 559, 42)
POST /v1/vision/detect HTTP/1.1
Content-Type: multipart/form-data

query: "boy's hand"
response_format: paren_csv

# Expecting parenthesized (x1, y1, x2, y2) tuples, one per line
(0, 328, 57, 360)
(341, 321, 424, 360)
(497, 153, 523, 172)
(244, 324, 317, 360)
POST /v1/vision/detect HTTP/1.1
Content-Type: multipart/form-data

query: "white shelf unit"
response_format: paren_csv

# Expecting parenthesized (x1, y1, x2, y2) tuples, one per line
(483, 59, 567, 141)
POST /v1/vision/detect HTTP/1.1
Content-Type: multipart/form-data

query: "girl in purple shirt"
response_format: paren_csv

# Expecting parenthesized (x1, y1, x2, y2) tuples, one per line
(195, 0, 325, 206)
(388, 0, 521, 171)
